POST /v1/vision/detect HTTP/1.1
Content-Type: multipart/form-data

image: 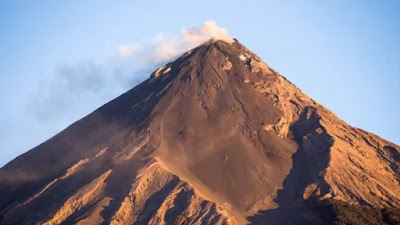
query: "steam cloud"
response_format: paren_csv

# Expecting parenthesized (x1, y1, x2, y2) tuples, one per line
(118, 21, 233, 61)
(32, 21, 232, 120)
(151, 21, 234, 62)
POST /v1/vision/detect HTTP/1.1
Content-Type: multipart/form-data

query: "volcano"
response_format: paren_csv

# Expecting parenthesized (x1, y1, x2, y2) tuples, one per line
(1, 39, 399, 225)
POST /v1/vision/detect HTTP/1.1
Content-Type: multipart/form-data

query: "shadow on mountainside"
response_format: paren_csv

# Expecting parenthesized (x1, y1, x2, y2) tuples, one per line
(248, 107, 333, 225)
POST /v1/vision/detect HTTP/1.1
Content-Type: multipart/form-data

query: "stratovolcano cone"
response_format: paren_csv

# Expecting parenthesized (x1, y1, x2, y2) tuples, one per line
(1, 39, 399, 225)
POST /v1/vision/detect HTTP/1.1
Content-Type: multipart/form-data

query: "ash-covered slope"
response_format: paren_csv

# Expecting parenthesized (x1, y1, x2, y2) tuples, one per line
(0, 40, 399, 225)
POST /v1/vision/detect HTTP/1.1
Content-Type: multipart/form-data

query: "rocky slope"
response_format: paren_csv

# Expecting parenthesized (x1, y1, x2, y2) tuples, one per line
(0, 39, 399, 225)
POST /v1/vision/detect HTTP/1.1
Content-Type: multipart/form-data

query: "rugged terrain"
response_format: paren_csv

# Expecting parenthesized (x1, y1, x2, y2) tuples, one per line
(0, 39, 399, 225)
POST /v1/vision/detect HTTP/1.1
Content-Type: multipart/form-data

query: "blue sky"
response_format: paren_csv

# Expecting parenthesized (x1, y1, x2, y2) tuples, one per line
(0, 0, 399, 166)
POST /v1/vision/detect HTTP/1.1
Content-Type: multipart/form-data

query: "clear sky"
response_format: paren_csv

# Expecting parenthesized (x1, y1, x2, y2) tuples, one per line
(0, 0, 399, 166)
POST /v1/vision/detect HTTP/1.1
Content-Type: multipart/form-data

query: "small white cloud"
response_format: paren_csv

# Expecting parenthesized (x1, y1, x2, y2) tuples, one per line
(119, 20, 233, 63)
(118, 43, 142, 57)
(182, 20, 234, 45)
(152, 21, 233, 62)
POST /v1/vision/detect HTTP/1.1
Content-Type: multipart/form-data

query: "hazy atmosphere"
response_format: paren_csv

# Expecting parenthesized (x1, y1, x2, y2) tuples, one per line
(1, 0, 399, 166)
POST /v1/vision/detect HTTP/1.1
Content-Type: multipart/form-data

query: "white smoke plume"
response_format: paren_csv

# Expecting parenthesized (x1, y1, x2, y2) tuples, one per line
(121, 20, 234, 62)
(182, 21, 234, 46)
(33, 20, 233, 120)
